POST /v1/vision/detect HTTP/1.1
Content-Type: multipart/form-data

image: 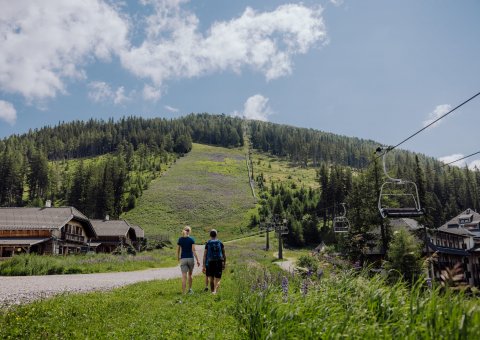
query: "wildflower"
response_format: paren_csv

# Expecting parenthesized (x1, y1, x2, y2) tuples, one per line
(301, 279, 309, 297)
(281, 276, 289, 301)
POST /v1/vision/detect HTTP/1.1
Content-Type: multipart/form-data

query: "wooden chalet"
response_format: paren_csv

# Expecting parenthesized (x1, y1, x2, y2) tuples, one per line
(430, 208, 480, 286)
(90, 218, 138, 253)
(0, 204, 96, 257)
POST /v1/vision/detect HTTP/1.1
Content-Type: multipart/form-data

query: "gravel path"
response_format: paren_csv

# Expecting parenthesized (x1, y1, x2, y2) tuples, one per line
(0, 246, 204, 308)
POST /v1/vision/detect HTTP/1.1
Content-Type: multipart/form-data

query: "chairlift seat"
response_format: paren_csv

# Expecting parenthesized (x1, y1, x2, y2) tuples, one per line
(333, 216, 350, 233)
(381, 207, 424, 218)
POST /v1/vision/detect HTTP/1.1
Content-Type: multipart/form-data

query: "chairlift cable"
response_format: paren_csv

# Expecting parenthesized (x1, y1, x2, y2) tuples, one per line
(367, 90, 480, 167)
(440, 150, 480, 168)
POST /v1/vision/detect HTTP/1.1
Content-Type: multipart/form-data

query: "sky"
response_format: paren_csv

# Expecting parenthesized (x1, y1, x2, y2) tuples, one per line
(0, 0, 479, 167)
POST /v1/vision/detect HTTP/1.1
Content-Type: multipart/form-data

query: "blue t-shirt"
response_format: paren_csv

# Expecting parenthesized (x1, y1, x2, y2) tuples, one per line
(177, 236, 195, 258)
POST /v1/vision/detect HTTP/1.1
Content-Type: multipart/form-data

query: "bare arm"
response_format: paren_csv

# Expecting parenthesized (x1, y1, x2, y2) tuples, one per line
(177, 245, 181, 261)
(192, 244, 200, 266)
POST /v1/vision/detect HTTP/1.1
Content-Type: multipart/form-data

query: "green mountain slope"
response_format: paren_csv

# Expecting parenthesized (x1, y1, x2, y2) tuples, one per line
(122, 143, 257, 240)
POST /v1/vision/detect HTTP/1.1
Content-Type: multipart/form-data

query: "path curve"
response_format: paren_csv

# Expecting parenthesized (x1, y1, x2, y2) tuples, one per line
(0, 246, 204, 307)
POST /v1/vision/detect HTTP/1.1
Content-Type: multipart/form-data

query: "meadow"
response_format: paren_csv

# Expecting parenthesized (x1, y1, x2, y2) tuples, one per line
(2, 235, 480, 339)
(123, 143, 257, 242)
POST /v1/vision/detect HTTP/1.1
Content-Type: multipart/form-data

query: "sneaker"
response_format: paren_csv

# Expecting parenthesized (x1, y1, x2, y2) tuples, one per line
(188, 289, 194, 294)
(212, 291, 217, 295)
(204, 287, 209, 292)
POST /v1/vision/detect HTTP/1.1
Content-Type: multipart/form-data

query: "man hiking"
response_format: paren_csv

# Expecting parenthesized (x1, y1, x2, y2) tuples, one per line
(202, 229, 226, 294)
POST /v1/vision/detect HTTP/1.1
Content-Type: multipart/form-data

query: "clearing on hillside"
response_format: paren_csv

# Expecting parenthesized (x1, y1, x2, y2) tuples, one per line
(123, 143, 256, 241)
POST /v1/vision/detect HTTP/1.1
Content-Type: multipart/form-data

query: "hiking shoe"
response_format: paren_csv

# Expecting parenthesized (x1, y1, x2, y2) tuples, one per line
(204, 287, 209, 292)
(188, 289, 194, 294)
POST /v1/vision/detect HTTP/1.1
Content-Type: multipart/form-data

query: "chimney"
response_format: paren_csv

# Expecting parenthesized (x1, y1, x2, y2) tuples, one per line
(105, 214, 110, 221)
(45, 200, 52, 208)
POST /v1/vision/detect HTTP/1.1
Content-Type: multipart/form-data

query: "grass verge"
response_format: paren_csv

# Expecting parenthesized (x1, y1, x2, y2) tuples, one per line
(0, 248, 176, 276)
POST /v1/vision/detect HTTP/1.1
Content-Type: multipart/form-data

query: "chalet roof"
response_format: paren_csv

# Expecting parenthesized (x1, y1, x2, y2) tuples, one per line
(90, 219, 135, 238)
(130, 224, 144, 238)
(432, 227, 474, 237)
(0, 207, 96, 237)
(439, 209, 480, 230)
(429, 243, 470, 256)
(0, 238, 50, 246)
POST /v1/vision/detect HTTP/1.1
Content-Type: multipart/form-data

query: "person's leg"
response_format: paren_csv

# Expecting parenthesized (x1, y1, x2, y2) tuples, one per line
(188, 270, 193, 290)
(209, 276, 214, 291)
(204, 274, 209, 291)
(213, 277, 221, 294)
(181, 272, 187, 294)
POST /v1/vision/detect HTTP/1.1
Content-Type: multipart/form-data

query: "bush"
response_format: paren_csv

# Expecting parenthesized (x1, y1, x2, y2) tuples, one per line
(296, 255, 318, 273)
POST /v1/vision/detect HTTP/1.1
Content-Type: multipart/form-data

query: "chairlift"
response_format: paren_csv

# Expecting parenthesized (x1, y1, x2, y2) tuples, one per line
(377, 147, 424, 219)
(333, 203, 350, 233)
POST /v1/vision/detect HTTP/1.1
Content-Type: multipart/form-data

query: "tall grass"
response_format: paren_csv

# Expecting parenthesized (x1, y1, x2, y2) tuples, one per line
(0, 249, 176, 276)
(233, 266, 480, 339)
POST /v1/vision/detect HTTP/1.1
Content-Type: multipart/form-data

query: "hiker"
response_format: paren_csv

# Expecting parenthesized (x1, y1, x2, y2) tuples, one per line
(202, 229, 226, 294)
(177, 226, 200, 294)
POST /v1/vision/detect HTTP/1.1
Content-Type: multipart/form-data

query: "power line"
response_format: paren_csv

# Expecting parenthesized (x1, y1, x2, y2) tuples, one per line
(369, 90, 480, 166)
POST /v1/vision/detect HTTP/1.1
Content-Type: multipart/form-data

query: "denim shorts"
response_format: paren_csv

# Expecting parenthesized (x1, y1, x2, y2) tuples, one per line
(180, 258, 194, 273)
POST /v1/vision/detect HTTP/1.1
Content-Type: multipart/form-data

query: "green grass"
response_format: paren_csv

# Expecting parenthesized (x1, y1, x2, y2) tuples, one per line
(123, 143, 257, 242)
(0, 248, 177, 276)
(0, 277, 239, 339)
(251, 151, 319, 191)
(2, 236, 480, 339)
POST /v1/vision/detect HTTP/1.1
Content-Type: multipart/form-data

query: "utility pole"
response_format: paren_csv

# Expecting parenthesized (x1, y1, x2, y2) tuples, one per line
(272, 215, 289, 260)
(260, 221, 274, 251)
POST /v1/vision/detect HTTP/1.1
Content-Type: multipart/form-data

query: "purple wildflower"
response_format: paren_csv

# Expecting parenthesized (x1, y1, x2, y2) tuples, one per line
(301, 279, 309, 297)
(281, 276, 289, 301)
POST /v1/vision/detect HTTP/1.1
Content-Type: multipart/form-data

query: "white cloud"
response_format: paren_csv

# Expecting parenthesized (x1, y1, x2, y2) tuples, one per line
(236, 94, 273, 121)
(143, 84, 162, 102)
(329, 0, 344, 6)
(439, 153, 480, 169)
(0, 0, 129, 100)
(88, 81, 130, 105)
(439, 153, 464, 166)
(0, 0, 327, 109)
(423, 104, 452, 128)
(164, 105, 179, 113)
(0, 100, 16, 125)
(120, 1, 327, 87)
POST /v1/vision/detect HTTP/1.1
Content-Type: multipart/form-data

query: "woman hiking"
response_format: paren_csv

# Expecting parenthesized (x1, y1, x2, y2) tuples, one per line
(177, 226, 200, 294)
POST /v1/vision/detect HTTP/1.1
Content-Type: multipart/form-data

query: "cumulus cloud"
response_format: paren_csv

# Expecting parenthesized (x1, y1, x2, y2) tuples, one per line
(0, 0, 327, 108)
(234, 94, 273, 121)
(0, 100, 16, 125)
(423, 104, 452, 128)
(439, 154, 464, 166)
(164, 105, 179, 113)
(0, 1, 129, 101)
(88, 81, 130, 105)
(329, 0, 344, 6)
(120, 1, 327, 87)
(143, 84, 162, 102)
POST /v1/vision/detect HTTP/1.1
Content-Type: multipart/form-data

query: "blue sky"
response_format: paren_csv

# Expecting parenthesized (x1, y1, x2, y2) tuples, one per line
(0, 0, 479, 167)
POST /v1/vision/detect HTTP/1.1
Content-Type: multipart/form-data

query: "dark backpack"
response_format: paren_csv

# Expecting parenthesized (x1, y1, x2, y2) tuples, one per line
(207, 240, 223, 261)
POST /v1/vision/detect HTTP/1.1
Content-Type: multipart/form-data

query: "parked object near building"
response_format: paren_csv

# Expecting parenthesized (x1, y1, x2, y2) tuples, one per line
(0, 205, 96, 257)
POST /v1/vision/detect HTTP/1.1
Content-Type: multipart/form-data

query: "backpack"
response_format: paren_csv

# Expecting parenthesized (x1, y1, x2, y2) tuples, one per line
(207, 240, 223, 261)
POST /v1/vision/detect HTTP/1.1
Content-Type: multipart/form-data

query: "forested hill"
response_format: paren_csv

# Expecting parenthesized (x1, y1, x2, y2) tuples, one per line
(0, 114, 244, 160)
